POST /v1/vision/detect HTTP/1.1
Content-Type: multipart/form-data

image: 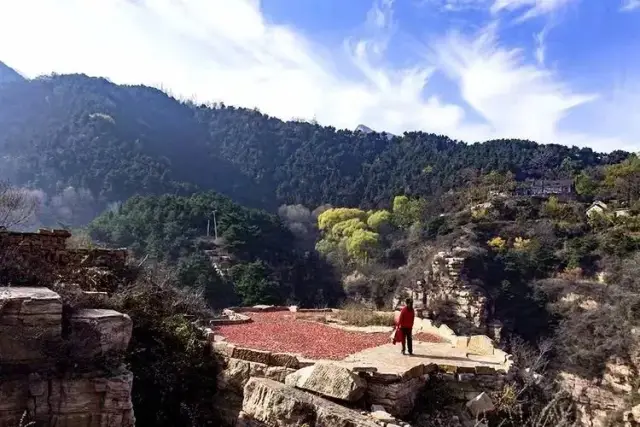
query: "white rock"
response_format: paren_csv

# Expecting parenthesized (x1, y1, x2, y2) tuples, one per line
(466, 392, 495, 418)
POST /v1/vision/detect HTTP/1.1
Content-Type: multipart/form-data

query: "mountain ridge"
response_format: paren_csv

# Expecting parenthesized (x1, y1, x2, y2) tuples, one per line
(0, 67, 629, 222)
(0, 61, 25, 84)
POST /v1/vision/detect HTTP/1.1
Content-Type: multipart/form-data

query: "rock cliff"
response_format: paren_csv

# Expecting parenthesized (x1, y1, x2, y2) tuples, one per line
(0, 229, 134, 427)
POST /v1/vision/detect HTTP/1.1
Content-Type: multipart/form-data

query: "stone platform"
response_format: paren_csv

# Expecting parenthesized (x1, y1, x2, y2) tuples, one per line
(342, 341, 511, 377)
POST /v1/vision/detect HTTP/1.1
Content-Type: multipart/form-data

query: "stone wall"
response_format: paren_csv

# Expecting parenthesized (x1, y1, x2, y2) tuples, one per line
(0, 229, 128, 289)
(0, 286, 134, 426)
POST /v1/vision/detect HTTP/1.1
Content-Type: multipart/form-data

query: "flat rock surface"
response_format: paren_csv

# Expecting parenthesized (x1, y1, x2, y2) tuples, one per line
(342, 342, 510, 377)
(285, 363, 366, 402)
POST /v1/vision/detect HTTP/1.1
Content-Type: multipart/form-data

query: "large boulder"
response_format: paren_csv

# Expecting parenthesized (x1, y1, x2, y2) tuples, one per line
(0, 287, 63, 365)
(242, 378, 379, 427)
(69, 309, 133, 359)
(285, 362, 366, 402)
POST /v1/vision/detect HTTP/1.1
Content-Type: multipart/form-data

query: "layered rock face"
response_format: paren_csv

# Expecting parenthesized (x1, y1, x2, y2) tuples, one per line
(239, 378, 380, 427)
(0, 286, 134, 427)
(559, 358, 640, 427)
(422, 250, 488, 333)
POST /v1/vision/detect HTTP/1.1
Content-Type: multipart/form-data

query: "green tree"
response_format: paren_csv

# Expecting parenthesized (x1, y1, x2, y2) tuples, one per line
(392, 195, 425, 229)
(229, 261, 282, 306)
(575, 171, 598, 199)
(176, 253, 233, 308)
(604, 155, 640, 204)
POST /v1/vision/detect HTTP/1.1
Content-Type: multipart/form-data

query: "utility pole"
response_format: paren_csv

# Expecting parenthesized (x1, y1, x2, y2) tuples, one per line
(212, 210, 218, 240)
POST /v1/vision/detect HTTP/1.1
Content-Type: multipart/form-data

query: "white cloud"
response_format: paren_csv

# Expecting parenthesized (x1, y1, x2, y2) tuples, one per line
(533, 27, 548, 65)
(621, 0, 640, 11)
(422, 0, 574, 17)
(491, 0, 575, 20)
(430, 24, 611, 145)
(0, 0, 634, 151)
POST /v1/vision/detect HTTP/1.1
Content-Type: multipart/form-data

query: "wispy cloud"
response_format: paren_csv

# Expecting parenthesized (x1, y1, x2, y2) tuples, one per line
(418, 0, 490, 12)
(431, 24, 600, 144)
(491, 0, 576, 20)
(621, 0, 640, 11)
(0, 0, 634, 151)
(422, 0, 575, 17)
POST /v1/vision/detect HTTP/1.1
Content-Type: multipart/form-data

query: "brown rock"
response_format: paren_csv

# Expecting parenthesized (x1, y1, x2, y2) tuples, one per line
(467, 335, 495, 356)
(285, 363, 367, 402)
(466, 392, 495, 418)
(269, 352, 299, 369)
(69, 309, 132, 359)
(0, 287, 63, 364)
(242, 378, 379, 427)
(232, 347, 272, 364)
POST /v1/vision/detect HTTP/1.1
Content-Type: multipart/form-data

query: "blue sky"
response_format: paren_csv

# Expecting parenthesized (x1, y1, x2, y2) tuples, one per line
(0, 0, 638, 151)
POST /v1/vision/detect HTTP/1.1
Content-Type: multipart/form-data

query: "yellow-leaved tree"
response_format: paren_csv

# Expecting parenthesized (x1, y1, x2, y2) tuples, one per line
(317, 208, 367, 231)
(367, 210, 391, 231)
(392, 195, 425, 229)
(345, 228, 380, 263)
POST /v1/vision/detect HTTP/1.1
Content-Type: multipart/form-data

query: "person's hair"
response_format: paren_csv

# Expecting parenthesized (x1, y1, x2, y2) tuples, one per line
(406, 298, 413, 306)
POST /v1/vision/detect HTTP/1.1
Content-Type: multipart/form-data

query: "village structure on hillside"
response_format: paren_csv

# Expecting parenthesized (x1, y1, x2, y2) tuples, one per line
(515, 179, 575, 199)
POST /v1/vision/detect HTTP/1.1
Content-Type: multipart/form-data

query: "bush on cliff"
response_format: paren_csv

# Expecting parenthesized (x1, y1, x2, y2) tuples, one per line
(108, 273, 220, 427)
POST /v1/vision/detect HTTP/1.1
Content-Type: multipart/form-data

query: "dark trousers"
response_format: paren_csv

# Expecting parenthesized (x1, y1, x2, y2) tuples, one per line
(401, 327, 413, 354)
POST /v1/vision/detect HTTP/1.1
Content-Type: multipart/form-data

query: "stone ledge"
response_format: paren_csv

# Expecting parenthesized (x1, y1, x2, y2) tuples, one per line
(210, 309, 252, 326)
(69, 309, 133, 359)
(213, 342, 301, 369)
(289, 307, 334, 313)
(227, 305, 291, 313)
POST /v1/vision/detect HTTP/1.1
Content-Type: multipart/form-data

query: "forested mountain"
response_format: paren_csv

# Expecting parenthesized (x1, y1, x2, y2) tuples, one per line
(89, 191, 342, 308)
(0, 69, 629, 220)
(0, 61, 23, 84)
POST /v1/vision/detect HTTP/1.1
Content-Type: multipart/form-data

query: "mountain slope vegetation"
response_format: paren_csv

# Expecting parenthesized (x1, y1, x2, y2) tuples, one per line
(0, 71, 628, 221)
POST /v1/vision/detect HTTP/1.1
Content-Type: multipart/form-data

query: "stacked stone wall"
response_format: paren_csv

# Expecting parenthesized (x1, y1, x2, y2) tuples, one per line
(0, 229, 128, 292)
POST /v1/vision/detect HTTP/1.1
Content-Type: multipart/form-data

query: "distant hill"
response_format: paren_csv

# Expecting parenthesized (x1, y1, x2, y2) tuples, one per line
(0, 63, 629, 221)
(355, 124, 374, 134)
(0, 61, 24, 84)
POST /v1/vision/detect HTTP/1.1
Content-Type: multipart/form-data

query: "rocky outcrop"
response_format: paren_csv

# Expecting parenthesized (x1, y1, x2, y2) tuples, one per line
(422, 250, 489, 333)
(69, 309, 132, 359)
(219, 358, 298, 394)
(0, 286, 134, 426)
(0, 287, 63, 366)
(284, 363, 367, 402)
(559, 365, 635, 427)
(0, 370, 134, 427)
(240, 378, 379, 427)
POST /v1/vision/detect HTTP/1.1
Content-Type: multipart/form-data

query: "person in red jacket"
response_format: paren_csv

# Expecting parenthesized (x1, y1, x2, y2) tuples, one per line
(398, 298, 415, 355)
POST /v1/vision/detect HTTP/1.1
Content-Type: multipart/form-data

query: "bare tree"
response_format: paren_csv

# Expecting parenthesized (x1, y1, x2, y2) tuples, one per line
(0, 181, 37, 229)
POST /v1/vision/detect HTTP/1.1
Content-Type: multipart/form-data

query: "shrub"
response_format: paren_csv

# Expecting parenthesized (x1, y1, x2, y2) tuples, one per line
(108, 275, 220, 427)
(336, 302, 395, 327)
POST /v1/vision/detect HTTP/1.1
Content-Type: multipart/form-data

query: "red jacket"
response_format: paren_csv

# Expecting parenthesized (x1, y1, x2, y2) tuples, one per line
(397, 306, 415, 329)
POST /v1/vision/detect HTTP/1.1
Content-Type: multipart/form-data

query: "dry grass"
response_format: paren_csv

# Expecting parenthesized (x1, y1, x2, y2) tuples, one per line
(335, 303, 395, 327)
